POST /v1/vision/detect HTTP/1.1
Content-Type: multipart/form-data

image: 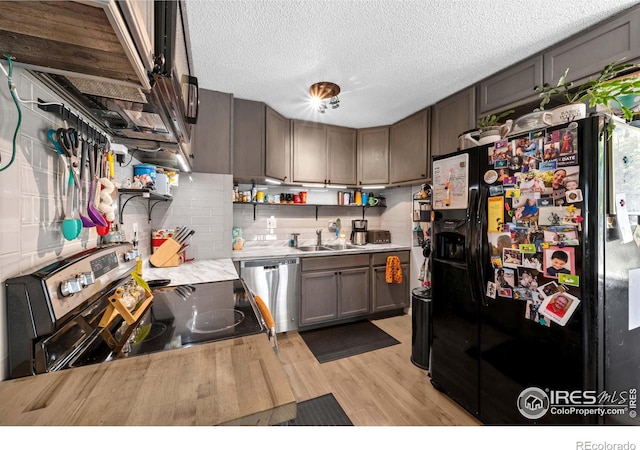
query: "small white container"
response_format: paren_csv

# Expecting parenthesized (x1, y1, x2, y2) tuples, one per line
(155, 173, 172, 195)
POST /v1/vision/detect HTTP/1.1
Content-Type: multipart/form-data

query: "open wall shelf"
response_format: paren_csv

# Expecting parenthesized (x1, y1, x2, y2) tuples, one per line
(232, 202, 385, 220)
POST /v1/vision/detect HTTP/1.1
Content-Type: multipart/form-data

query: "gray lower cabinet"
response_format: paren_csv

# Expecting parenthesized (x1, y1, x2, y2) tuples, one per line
(357, 126, 389, 185)
(478, 55, 543, 115)
(191, 88, 233, 174)
(300, 254, 370, 326)
(431, 87, 476, 157)
(371, 251, 410, 313)
(544, 6, 640, 86)
(265, 106, 290, 182)
(389, 108, 430, 184)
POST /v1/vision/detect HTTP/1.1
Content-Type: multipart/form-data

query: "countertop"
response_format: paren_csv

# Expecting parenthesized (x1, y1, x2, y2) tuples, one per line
(144, 258, 238, 285)
(232, 241, 411, 261)
(0, 333, 296, 425)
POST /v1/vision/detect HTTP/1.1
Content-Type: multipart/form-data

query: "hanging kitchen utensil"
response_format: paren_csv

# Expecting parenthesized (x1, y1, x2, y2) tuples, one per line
(87, 143, 108, 227)
(46, 129, 65, 156)
(96, 214, 110, 236)
(57, 127, 80, 187)
(61, 170, 81, 240)
(78, 138, 96, 227)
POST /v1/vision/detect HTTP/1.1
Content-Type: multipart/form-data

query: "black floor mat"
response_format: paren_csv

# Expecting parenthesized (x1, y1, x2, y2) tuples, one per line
(300, 320, 400, 364)
(286, 393, 353, 426)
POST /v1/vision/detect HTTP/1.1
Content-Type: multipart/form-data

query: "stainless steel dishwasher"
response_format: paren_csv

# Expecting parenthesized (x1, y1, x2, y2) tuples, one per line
(240, 258, 300, 333)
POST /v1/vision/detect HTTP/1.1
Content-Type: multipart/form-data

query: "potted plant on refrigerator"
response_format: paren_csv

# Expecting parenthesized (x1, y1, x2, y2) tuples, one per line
(534, 59, 640, 128)
(459, 109, 515, 148)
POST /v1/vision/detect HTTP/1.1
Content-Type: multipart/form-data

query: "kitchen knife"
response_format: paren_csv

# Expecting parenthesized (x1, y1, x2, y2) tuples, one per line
(175, 228, 193, 244)
(178, 229, 195, 245)
(173, 227, 189, 242)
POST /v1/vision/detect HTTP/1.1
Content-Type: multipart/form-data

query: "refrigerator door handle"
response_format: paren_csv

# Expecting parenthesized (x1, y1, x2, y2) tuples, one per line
(476, 185, 488, 306)
(466, 188, 479, 303)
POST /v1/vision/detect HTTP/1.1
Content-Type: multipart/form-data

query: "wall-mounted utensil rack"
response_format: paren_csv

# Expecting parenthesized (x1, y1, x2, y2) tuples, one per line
(37, 99, 109, 144)
(118, 188, 172, 223)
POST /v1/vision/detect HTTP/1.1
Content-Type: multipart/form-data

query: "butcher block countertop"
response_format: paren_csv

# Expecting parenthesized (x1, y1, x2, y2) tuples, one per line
(0, 333, 296, 426)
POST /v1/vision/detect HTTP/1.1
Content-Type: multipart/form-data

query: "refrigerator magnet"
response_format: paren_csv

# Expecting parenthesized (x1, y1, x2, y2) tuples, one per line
(558, 273, 580, 287)
(616, 193, 634, 243)
(540, 291, 580, 326)
(486, 281, 497, 299)
(565, 189, 583, 203)
(525, 299, 550, 327)
(484, 170, 498, 184)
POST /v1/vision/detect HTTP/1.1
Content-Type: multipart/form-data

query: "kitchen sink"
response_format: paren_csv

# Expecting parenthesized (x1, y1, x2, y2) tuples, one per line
(322, 244, 362, 250)
(296, 245, 331, 252)
(296, 244, 362, 252)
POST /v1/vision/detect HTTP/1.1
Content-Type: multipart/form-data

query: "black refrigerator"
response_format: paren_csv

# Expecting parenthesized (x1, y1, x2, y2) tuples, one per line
(430, 115, 640, 425)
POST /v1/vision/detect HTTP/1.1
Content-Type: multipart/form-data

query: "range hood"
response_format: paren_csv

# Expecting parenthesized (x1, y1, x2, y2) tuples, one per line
(0, 0, 198, 172)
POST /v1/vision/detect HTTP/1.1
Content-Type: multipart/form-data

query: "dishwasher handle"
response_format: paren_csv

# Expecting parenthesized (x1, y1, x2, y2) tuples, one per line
(241, 258, 300, 269)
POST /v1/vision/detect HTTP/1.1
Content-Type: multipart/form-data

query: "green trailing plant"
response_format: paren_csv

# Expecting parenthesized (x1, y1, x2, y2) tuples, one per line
(477, 109, 515, 130)
(534, 59, 640, 121)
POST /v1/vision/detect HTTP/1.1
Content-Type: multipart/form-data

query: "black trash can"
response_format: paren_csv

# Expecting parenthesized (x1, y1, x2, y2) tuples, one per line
(411, 286, 432, 370)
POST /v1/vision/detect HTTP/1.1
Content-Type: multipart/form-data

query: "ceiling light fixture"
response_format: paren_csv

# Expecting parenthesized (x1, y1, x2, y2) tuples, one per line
(309, 81, 340, 113)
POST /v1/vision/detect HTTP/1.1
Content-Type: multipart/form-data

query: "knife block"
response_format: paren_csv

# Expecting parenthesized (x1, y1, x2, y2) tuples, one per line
(149, 238, 182, 267)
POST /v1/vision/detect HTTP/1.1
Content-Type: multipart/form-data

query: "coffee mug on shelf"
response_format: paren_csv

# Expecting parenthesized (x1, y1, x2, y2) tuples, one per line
(368, 196, 379, 206)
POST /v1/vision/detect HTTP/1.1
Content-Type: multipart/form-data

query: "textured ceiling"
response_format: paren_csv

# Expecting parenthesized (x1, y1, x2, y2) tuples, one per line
(185, 0, 640, 129)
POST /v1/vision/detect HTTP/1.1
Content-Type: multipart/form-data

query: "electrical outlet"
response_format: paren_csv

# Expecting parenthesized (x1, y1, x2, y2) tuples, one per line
(267, 216, 277, 229)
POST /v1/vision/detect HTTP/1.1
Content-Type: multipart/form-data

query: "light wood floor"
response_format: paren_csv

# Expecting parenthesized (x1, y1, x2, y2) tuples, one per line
(276, 313, 482, 426)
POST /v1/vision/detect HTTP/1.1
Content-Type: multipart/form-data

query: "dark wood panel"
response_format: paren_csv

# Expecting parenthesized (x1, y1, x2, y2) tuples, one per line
(0, 1, 139, 84)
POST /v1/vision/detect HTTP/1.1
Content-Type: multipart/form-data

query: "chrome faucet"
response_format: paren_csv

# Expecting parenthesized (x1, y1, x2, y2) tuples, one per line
(316, 229, 322, 247)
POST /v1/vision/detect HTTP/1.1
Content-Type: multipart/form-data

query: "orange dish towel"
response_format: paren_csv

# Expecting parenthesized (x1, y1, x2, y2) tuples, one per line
(385, 256, 403, 284)
(254, 294, 278, 353)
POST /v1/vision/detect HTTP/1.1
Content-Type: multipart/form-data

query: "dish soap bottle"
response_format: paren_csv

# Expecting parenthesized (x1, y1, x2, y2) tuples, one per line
(133, 223, 142, 276)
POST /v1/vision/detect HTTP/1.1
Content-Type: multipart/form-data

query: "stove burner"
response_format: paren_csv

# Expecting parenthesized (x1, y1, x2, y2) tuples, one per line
(187, 309, 245, 334)
(142, 322, 168, 342)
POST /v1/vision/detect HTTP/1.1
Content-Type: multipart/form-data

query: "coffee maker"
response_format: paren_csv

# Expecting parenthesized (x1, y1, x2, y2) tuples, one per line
(351, 219, 368, 245)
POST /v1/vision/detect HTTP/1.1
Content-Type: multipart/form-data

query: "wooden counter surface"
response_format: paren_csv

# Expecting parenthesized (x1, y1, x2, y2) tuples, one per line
(0, 334, 296, 426)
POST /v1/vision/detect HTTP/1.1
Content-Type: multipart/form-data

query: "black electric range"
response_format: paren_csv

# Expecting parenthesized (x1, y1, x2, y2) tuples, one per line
(5, 244, 265, 379)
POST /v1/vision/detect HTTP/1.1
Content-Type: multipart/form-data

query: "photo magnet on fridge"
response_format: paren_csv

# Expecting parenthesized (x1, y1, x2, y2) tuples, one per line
(525, 299, 551, 327)
(489, 185, 504, 196)
(544, 246, 575, 279)
(540, 291, 581, 326)
(486, 281, 497, 299)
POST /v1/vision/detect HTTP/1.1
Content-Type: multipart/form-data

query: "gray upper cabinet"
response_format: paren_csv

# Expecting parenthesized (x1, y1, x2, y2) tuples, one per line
(431, 88, 476, 157)
(544, 6, 640, 86)
(191, 89, 233, 174)
(265, 106, 290, 183)
(233, 98, 265, 180)
(389, 108, 430, 184)
(292, 120, 327, 183)
(292, 120, 356, 184)
(327, 126, 357, 185)
(479, 56, 543, 114)
(357, 127, 389, 185)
